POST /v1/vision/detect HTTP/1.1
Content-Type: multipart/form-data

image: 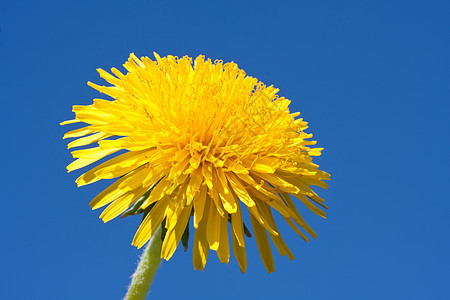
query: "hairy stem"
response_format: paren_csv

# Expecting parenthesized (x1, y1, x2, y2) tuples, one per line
(124, 226, 162, 300)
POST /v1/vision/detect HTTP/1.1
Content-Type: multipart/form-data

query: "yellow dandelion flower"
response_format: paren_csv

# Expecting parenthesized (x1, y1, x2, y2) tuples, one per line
(62, 53, 330, 273)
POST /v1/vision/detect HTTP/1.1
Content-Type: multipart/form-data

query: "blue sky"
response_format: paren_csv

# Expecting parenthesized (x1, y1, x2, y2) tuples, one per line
(1, 0, 449, 299)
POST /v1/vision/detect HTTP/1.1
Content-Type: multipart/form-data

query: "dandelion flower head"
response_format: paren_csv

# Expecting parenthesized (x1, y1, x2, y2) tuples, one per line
(62, 53, 330, 273)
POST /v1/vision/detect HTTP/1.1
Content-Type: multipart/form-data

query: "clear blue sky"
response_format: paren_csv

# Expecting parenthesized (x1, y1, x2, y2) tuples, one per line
(1, 0, 449, 299)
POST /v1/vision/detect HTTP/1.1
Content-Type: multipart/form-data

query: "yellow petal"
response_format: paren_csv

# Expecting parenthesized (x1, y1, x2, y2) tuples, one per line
(99, 185, 148, 222)
(231, 197, 245, 247)
(96, 151, 153, 180)
(161, 205, 192, 260)
(193, 185, 207, 228)
(206, 200, 221, 251)
(250, 214, 275, 273)
(247, 205, 279, 236)
(216, 169, 237, 214)
(193, 200, 210, 271)
(232, 229, 247, 273)
(141, 178, 171, 208)
(68, 132, 111, 149)
(165, 185, 188, 230)
(63, 126, 92, 139)
(258, 202, 294, 260)
(279, 192, 317, 238)
(295, 193, 326, 219)
(209, 170, 226, 217)
(255, 172, 299, 194)
(132, 196, 170, 248)
(283, 217, 309, 242)
(89, 166, 148, 209)
(226, 173, 256, 207)
(201, 162, 213, 190)
(60, 119, 81, 125)
(67, 147, 120, 172)
(97, 68, 122, 86)
(142, 163, 170, 187)
(186, 168, 203, 206)
(216, 213, 230, 264)
(67, 158, 99, 173)
(71, 147, 120, 159)
(76, 149, 151, 186)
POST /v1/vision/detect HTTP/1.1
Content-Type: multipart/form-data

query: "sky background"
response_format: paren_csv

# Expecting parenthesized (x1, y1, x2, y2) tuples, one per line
(1, 0, 449, 299)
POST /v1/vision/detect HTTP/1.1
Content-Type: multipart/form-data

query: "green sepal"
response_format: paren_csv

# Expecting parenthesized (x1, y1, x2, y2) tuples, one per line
(121, 188, 154, 218)
(160, 218, 167, 241)
(227, 213, 252, 237)
(181, 222, 190, 251)
(142, 202, 156, 220)
(243, 223, 252, 237)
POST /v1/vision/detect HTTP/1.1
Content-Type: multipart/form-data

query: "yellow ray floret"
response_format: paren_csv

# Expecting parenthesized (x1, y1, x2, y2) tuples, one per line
(62, 53, 330, 273)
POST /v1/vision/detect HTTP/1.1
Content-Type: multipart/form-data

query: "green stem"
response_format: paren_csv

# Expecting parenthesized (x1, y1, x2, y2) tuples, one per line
(124, 226, 162, 300)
